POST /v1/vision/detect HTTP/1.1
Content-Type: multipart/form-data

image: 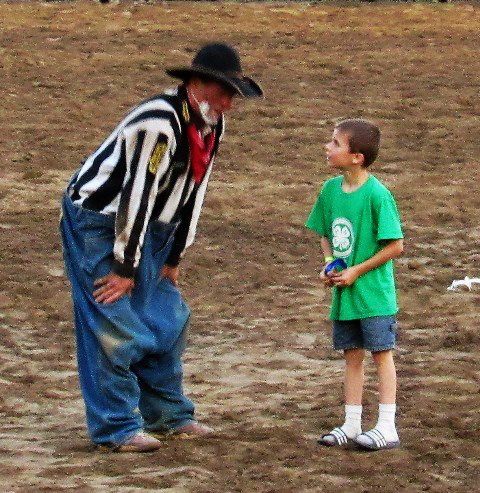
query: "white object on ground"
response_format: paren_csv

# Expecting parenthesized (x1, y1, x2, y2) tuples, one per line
(447, 276, 480, 291)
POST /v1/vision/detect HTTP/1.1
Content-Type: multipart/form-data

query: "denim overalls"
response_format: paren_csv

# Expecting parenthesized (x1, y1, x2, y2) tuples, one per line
(60, 192, 195, 446)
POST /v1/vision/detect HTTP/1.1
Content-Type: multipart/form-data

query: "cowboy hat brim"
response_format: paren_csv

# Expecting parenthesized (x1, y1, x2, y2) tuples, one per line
(166, 66, 263, 98)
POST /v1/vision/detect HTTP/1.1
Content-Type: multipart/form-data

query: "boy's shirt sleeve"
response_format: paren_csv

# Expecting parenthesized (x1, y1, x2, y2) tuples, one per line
(376, 190, 403, 241)
(305, 183, 328, 237)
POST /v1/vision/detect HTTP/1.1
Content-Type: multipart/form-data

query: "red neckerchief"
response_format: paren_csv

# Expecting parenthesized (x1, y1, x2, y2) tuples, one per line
(186, 123, 216, 184)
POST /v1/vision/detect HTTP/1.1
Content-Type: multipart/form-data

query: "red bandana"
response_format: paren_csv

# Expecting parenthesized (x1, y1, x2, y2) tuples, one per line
(186, 123, 216, 184)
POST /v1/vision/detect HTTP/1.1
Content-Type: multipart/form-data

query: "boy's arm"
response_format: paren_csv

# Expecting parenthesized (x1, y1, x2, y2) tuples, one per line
(319, 236, 333, 261)
(330, 239, 404, 287)
(319, 236, 335, 286)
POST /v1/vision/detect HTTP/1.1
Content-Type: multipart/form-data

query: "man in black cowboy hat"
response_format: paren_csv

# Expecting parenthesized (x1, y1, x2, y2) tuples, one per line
(60, 43, 262, 452)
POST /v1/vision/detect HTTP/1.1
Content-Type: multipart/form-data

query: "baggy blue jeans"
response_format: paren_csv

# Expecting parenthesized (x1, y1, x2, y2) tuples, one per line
(60, 193, 195, 446)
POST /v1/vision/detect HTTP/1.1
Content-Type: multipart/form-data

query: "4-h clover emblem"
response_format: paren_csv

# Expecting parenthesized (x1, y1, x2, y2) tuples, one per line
(332, 217, 354, 258)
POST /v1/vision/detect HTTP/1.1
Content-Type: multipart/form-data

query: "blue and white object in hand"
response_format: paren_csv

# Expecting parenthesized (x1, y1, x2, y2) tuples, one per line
(324, 258, 348, 275)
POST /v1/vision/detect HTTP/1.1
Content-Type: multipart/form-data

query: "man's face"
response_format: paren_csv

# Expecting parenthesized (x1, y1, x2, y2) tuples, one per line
(191, 80, 237, 124)
(325, 128, 358, 169)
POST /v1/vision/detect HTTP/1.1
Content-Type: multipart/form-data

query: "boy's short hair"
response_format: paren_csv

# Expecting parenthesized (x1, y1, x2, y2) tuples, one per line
(335, 119, 381, 168)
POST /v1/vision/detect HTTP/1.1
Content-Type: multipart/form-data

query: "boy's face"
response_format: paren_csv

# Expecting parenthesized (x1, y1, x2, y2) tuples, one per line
(325, 128, 361, 169)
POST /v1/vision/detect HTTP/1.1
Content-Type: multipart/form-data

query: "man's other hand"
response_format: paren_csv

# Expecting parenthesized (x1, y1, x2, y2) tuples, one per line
(161, 265, 180, 286)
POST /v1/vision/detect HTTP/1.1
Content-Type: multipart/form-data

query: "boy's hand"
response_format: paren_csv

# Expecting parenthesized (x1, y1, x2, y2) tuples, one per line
(320, 266, 334, 287)
(330, 266, 360, 287)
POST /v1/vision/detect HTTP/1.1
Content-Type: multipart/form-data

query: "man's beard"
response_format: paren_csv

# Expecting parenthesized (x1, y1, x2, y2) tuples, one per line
(197, 101, 219, 126)
(188, 89, 219, 126)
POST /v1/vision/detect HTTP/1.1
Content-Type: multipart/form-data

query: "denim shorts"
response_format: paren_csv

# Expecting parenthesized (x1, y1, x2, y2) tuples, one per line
(332, 316, 397, 352)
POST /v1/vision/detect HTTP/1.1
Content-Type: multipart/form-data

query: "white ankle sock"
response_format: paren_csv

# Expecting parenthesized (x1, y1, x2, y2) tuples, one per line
(340, 404, 362, 439)
(374, 403, 398, 442)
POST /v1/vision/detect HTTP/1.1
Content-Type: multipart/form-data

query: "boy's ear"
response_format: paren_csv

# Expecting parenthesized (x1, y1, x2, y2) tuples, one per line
(352, 153, 364, 165)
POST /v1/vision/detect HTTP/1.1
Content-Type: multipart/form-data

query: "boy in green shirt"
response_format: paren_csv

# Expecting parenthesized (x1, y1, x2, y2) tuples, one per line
(306, 119, 404, 451)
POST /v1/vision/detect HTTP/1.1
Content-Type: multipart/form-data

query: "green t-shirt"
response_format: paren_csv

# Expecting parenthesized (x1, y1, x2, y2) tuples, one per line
(305, 174, 403, 321)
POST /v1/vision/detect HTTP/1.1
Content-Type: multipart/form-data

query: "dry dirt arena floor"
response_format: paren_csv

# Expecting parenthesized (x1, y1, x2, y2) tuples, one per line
(1, 1, 479, 491)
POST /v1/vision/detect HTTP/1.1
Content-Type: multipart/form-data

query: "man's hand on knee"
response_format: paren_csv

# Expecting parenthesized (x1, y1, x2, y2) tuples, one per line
(93, 272, 134, 304)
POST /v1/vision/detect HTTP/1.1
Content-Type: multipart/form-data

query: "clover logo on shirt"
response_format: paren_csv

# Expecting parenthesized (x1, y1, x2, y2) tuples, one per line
(332, 217, 354, 258)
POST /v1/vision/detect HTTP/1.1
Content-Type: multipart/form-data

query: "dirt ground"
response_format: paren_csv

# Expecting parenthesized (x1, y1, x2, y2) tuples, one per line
(1, 1, 479, 491)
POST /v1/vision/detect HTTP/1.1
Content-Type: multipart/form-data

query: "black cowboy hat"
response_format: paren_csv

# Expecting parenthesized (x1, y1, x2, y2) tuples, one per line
(166, 43, 263, 98)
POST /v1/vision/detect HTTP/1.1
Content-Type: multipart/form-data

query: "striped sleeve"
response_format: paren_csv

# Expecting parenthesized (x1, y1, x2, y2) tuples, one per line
(166, 118, 225, 266)
(112, 110, 179, 277)
(165, 188, 197, 267)
(183, 163, 214, 251)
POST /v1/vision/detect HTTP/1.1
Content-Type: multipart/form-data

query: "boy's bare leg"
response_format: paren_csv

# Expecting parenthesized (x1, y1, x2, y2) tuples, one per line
(318, 348, 364, 445)
(345, 348, 365, 404)
(372, 349, 396, 403)
(341, 349, 365, 437)
(360, 349, 399, 444)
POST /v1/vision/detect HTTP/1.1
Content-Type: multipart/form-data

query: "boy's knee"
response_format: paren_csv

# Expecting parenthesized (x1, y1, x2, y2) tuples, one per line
(371, 349, 394, 365)
(344, 348, 365, 366)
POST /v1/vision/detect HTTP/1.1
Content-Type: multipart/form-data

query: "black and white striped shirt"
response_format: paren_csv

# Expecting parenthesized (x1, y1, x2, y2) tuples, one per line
(68, 85, 224, 277)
